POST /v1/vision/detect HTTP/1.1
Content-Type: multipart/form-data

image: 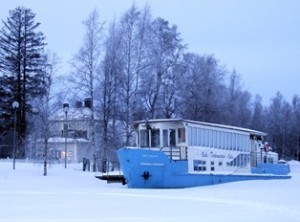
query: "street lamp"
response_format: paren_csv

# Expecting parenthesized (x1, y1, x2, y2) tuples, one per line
(63, 103, 69, 168)
(12, 101, 19, 170)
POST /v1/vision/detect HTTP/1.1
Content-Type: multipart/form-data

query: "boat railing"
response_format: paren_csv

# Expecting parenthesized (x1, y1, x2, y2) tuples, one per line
(250, 151, 276, 167)
(227, 153, 250, 168)
(160, 146, 187, 161)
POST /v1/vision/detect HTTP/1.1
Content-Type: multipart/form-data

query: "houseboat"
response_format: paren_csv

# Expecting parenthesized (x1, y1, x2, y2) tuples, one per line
(117, 119, 291, 188)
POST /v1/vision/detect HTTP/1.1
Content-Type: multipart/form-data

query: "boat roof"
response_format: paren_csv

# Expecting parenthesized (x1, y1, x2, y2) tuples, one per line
(132, 118, 267, 136)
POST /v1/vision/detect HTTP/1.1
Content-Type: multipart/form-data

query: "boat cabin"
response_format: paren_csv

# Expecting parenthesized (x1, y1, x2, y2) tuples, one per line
(132, 119, 279, 174)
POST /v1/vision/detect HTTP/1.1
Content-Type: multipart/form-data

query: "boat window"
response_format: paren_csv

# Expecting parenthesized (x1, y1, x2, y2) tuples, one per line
(151, 129, 160, 147)
(245, 135, 250, 152)
(209, 130, 213, 147)
(220, 131, 224, 149)
(240, 135, 242, 150)
(204, 129, 209, 147)
(200, 128, 205, 146)
(216, 131, 220, 149)
(228, 133, 232, 150)
(192, 127, 197, 146)
(240, 134, 244, 151)
(163, 129, 168, 147)
(227, 133, 231, 150)
(211, 130, 214, 147)
(243, 135, 247, 151)
(215, 130, 218, 148)
(196, 127, 200, 146)
(189, 127, 194, 145)
(237, 134, 241, 151)
(193, 160, 207, 171)
(188, 127, 192, 146)
(223, 132, 227, 149)
(178, 128, 186, 143)
(170, 129, 176, 146)
(140, 129, 149, 147)
(232, 133, 236, 150)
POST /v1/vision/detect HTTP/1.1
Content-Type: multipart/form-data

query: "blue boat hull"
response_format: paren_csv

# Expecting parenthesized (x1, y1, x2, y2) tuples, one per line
(117, 148, 291, 188)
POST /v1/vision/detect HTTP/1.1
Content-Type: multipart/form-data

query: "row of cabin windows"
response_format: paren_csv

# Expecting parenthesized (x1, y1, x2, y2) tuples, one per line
(187, 127, 251, 152)
(140, 128, 186, 148)
(193, 155, 250, 172)
(194, 160, 218, 171)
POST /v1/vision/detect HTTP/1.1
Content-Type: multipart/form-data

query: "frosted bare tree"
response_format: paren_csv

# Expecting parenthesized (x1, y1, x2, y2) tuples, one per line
(118, 5, 152, 145)
(98, 20, 123, 172)
(250, 94, 266, 131)
(141, 17, 184, 119)
(222, 70, 252, 127)
(266, 92, 292, 159)
(69, 9, 104, 170)
(292, 95, 300, 161)
(179, 53, 225, 122)
(29, 52, 59, 176)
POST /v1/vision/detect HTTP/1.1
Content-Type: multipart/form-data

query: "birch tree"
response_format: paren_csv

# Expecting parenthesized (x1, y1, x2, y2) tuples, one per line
(118, 5, 152, 145)
(250, 94, 266, 131)
(266, 92, 292, 159)
(179, 53, 225, 122)
(221, 70, 252, 127)
(98, 21, 123, 172)
(292, 95, 300, 160)
(69, 9, 104, 170)
(141, 17, 184, 118)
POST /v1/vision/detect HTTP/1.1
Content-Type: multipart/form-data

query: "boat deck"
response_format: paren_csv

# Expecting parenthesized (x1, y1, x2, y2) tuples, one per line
(95, 174, 127, 185)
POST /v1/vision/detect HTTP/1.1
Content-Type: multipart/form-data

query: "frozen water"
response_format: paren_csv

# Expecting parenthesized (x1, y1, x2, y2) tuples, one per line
(0, 160, 299, 222)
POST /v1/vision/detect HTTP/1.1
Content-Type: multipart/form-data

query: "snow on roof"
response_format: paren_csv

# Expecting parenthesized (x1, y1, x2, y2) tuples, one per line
(37, 137, 89, 143)
(49, 107, 98, 121)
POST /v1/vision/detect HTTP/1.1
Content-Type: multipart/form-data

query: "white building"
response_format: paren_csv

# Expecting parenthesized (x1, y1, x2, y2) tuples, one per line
(36, 99, 99, 163)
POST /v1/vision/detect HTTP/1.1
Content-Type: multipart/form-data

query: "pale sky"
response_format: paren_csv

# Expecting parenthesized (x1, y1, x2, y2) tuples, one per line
(1, 0, 299, 104)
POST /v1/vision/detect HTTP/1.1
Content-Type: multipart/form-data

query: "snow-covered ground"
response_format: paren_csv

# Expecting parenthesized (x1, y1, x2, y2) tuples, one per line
(0, 160, 299, 222)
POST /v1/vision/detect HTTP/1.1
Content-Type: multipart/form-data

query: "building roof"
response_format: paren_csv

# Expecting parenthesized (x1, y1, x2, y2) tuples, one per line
(37, 137, 89, 143)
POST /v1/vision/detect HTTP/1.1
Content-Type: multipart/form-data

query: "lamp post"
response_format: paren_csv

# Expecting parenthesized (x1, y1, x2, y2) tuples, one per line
(12, 101, 19, 170)
(63, 103, 69, 169)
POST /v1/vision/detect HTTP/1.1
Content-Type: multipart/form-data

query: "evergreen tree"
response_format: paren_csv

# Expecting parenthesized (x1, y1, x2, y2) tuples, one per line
(0, 7, 48, 157)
